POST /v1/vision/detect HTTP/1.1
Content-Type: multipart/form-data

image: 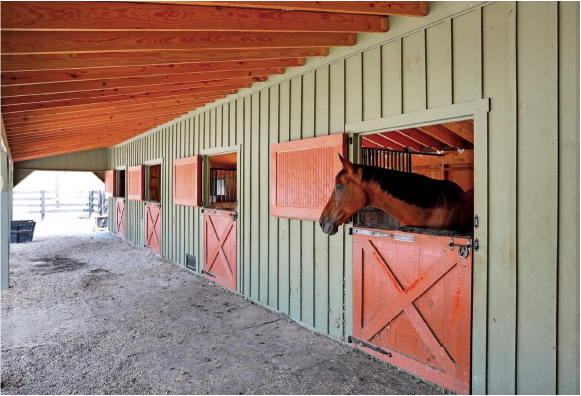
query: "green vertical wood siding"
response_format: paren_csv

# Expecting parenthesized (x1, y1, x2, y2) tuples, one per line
(108, 2, 579, 394)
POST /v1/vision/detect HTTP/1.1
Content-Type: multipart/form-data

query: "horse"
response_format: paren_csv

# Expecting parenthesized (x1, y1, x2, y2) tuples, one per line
(319, 154, 474, 235)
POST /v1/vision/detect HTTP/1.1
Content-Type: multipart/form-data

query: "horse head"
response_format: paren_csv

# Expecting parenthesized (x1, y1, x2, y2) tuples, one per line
(319, 154, 368, 236)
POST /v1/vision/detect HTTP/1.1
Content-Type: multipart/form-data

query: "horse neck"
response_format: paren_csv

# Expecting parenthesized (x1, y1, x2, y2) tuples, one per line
(358, 168, 422, 224)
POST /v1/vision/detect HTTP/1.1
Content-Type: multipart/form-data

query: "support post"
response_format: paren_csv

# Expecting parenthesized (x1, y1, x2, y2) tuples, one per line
(1, 151, 10, 290)
(40, 190, 45, 220)
(89, 191, 93, 218)
(99, 191, 104, 216)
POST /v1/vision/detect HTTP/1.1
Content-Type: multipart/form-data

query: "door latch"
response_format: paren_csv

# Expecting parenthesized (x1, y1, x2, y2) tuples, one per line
(230, 212, 238, 222)
(449, 238, 473, 259)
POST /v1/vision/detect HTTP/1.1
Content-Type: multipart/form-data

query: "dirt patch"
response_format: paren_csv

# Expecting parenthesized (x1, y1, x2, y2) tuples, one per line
(2, 231, 445, 395)
(29, 256, 86, 275)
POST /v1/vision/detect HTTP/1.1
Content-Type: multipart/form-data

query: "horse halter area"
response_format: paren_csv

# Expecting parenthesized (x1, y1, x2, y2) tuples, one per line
(352, 120, 474, 394)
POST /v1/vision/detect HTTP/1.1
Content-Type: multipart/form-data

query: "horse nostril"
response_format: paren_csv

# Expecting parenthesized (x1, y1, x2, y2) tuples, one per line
(319, 220, 323, 229)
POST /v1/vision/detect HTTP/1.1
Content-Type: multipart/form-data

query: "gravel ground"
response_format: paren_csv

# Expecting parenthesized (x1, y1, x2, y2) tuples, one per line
(1, 221, 445, 395)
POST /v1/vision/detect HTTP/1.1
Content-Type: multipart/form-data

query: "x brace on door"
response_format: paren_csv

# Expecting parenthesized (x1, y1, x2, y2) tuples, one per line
(205, 215, 234, 278)
(146, 206, 160, 252)
(361, 240, 457, 374)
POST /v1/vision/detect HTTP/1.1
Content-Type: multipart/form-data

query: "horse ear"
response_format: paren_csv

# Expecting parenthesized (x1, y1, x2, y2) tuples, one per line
(338, 154, 355, 175)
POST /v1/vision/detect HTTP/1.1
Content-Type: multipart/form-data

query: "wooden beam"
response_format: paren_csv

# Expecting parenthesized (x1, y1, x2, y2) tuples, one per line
(2, 68, 283, 98)
(1, 58, 305, 85)
(6, 90, 236, 121)
(2, 48, 328, 72)
(4, 93, 235, 126)
(364, 134, 404, 151)
(417, 125, 468, 149)
(5, 101, 213, 134)
(2, 31, 355, 55)
(397, 128, 444, 151)
(377, 132, 424, 152)
(5, 102, 214, 134)
(177, 2, 428, 17)
(1, 78, 264, 112)
(9, 117, 189, 146)
(2, 85, 247, 117)
(441, 121, 474, 144)
(2, 2, 388, 32)
(362, 137, 385, 148)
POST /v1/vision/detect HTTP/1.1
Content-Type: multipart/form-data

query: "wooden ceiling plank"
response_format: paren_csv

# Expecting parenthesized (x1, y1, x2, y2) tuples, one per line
(2, 2, 388, 33)
(441, 121, 474, 144)
(2, 84, 245, 119)
(2, 48, 328, 72)
(6, 90, 236, 121)
(4, 94, 234, 126)
(2, 31, 355, 55)
(2, 68, 283, 98)
(397, 128, 444, 151)
(9, 116, 191, 144)
(6, 103, 214, 134)
(417, 125, 468, 149)
(1, 58, 305, 86)
(2, 76, 267, 106)
(173, 1, 428, 17)
(12, 125, 189, 152)
(377, 132, 424, 152)
(364, 134, 405, 150)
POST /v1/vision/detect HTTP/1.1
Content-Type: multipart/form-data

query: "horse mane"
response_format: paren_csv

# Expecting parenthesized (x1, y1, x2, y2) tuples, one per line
(354, 164, 468, 209)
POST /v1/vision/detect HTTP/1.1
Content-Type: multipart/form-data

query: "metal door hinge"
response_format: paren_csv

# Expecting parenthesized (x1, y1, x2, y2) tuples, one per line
(348, 336, 392, 358)
(348, 137, 353, 145)
(230, 212, 238, 222)
(474, 214, 479, 229)
(474, 238, 479, 252)
(348, 227, 353, 235)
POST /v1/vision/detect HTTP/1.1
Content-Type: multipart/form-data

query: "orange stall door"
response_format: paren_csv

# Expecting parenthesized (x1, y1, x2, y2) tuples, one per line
(352, 228, 472, 394)
(115, 199, 125, 238)
(145, 203, 161, 255)
(203, 209, 237, 291)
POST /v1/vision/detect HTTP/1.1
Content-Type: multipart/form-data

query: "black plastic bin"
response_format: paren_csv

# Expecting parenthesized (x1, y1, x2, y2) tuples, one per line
(10, 220, 36, 243)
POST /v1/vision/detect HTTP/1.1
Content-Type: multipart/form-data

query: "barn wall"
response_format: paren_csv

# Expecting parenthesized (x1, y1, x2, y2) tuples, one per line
(109, 2, 579, 394)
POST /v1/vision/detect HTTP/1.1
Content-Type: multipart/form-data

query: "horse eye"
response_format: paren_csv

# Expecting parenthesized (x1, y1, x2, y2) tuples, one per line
(335, 185, 342, 192)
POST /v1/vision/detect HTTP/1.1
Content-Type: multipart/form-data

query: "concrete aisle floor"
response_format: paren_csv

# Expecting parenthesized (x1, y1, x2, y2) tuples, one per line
(1, 229, 444, 395)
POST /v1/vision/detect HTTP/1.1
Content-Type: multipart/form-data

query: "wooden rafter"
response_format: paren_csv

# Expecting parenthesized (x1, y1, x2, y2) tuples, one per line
(4, 96, 226, 126)
(2, 31, 355, 55)
(417, 125, 469, 149)
(2, 48, 328, 72)
(171, 2, 428, 17)
(2, 78, 265, 112)
(2, 2, 388, 33)
(2, 84, 251, 114)
(1, 58, 305, 86)
(2, 68, 282, 98)
(377, 132, 424, 152)
(397, 129, 444, 151)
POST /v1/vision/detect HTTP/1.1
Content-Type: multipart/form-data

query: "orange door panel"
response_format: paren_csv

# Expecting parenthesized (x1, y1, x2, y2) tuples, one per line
(115, 199, 125, 238)
(203, 209, 237, 291)
(352, 228, 472, 394)
(145, 203, 161, 255)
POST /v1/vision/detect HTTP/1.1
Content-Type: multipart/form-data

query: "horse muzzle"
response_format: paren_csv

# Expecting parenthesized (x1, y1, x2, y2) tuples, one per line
(319, 218, 339, 236)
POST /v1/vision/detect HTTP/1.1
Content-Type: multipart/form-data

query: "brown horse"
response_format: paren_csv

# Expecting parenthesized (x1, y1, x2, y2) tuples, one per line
(319, 155, 474, 235)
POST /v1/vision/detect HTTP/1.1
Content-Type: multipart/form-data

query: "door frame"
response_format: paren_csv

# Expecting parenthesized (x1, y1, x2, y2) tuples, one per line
(345, 99, 489, 395)
(143, 158, 163, 254)
(114, 165, 127, 237)
(143, 158, 163, 204)
(200, 144, 241, 293)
